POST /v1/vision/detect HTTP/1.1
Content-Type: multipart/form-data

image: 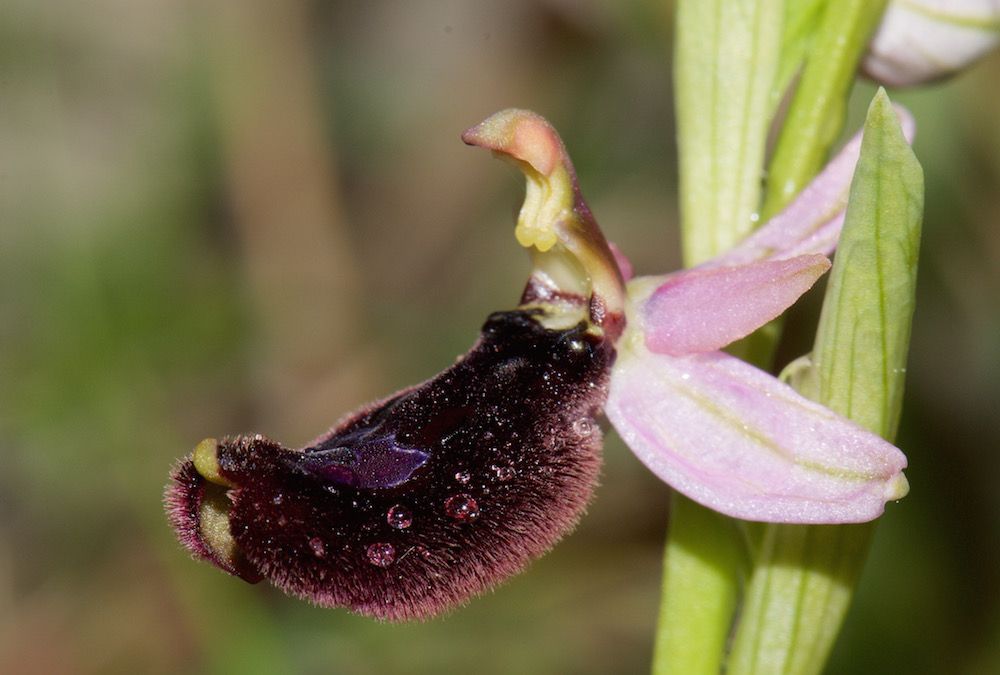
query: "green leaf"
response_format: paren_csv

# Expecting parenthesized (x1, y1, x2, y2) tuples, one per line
(675, 0, 783, 265)
(728, 89, 924, 675)
(804, 88, 924, 439)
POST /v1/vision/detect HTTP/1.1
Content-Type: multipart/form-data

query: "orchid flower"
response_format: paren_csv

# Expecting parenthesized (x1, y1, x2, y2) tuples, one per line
(166, 107, 914, 620)
(467, 108, 914, 525)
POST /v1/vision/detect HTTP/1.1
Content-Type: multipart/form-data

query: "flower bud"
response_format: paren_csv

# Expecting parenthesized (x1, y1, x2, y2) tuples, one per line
(864, 0, 1000, 87)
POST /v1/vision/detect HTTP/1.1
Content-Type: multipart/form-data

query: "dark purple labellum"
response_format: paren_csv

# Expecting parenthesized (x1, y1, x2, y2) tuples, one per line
(166, 310, 614, 620)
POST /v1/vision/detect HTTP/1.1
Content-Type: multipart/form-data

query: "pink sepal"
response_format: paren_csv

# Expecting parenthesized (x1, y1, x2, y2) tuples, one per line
(605, 347, 908, 523)
(643, 255, 830, 356)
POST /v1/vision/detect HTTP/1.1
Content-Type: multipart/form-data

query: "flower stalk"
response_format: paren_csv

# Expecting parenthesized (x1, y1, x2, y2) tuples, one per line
(652, 495, 746, 675)
(657, 2, 784, 668)
(674, 0, 783, 266)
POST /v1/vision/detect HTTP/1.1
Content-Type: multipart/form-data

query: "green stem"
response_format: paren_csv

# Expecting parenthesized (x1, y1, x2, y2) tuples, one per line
(653, 493, 746, 675)
(675, 0, 783, 265)
(655, 2, 783, 672)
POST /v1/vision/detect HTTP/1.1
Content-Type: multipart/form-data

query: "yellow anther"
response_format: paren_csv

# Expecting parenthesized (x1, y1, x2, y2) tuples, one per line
(515, 224, 558, 252)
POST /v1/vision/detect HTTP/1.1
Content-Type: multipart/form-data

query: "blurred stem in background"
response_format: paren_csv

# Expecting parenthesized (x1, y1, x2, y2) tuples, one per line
(165, 1, 387, 671)
(203, 0, 381, 442)
(654, 1, 906, 674)
(673, 0, 782, 267)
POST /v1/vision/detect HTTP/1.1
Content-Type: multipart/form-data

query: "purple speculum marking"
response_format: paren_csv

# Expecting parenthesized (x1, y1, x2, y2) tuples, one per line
(165, 310, 615, 620)
(297, 430, 431, 489)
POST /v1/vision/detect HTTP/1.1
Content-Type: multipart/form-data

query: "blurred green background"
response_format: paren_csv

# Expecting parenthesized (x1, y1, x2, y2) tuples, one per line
(2, 1, 998, 673)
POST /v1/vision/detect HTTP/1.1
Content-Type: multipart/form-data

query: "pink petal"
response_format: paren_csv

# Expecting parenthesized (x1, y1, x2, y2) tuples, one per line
(605, 347, 908, 523)
(709, 105, 916, 268)
(642, 255, 830, 356)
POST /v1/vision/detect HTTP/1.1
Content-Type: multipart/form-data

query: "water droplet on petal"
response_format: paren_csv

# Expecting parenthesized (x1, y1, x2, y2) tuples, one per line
(454, 470, 471, 484)
(367, 542, 396, 568)
(387, 504, 413, 529)
(309, 537, 325, 558)
(444, 493, 480, 522)
(491, 463, 515, 481)
(572, 419, 593, 437)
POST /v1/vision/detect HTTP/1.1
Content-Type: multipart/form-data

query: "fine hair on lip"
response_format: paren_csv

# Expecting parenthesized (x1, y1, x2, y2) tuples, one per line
(166, 311, 614, 620)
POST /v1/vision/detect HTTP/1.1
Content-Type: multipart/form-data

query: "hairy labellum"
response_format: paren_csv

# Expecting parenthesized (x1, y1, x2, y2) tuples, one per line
(166, 310, 614, 620)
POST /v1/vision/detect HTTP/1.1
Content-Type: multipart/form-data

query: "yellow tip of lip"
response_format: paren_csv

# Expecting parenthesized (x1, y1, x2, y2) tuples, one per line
(192, 437, 233, 487)
(885, 472, 910, 501)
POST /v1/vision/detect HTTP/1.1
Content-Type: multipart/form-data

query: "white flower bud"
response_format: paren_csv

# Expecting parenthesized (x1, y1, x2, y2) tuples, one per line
(864, 0, 1000, 86)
